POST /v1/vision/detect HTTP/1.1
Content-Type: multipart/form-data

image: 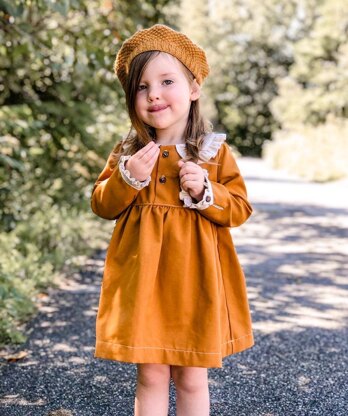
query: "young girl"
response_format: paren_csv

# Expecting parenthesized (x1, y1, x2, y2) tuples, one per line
(91, 24, 254, 416)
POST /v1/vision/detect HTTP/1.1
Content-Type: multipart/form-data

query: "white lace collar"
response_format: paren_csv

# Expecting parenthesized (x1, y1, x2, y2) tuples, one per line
(174, 132, 226, 162)
(122, 132, 226, 162)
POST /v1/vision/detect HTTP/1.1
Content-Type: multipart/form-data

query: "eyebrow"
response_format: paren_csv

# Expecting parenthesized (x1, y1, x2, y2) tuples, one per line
(158, 73, 177, 76)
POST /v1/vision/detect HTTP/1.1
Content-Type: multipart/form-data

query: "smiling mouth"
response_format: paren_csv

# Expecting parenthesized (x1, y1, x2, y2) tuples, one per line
(148, 106, 168, 113)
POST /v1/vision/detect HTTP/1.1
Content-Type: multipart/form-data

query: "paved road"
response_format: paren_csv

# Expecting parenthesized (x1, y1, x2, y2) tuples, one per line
(1, 158, 347, 416)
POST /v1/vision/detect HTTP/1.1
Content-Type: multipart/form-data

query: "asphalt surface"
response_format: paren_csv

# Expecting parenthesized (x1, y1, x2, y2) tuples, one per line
(1, 158, 347, 416)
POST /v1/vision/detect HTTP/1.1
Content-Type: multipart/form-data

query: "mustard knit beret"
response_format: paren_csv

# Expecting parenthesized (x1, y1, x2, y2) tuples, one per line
(114, 24, 210, 91)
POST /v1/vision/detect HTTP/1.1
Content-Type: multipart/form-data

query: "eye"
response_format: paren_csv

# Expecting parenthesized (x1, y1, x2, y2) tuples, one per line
(163, 79, 173, 85)
(137, 84, 147, 91)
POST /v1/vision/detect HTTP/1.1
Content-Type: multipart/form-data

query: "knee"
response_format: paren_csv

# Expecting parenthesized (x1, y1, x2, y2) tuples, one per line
(137, 363, 171, 388)
(171, 366, 208, 393)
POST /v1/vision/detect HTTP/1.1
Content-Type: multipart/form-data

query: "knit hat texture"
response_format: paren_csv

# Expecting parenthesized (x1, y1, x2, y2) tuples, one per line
(114, 24, 210, 91)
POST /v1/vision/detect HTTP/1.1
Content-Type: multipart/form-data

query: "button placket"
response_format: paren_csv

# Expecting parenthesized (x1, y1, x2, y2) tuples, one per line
(159, 148, 169, 184)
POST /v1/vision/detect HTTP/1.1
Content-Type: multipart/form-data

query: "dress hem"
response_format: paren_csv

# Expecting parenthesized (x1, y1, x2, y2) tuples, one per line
(94, 333, 254, 368)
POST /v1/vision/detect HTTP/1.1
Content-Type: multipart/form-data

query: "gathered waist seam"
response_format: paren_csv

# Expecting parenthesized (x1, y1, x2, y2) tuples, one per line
(131, 203, 185, 208)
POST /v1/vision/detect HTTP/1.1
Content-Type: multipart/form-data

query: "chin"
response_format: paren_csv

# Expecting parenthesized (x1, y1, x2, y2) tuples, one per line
(151, 122, 170, 130)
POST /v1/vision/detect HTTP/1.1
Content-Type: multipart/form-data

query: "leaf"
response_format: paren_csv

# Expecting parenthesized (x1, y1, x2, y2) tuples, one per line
(0, 154, 25, 171)
(0, 0, 24, 17)
(4, 350, 28, 362)
(51, 0, 70, 17)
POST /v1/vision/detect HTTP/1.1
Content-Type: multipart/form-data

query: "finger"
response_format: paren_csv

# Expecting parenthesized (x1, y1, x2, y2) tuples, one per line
(141, 141, 159, 157)
(181, 173, 195, 182)
(142, 141, 157, 152)
(180, 181, 189, 191)
(139, 144, 160, 167)
(182, 161, 199, 170)
(148, 148, 160, 165)
(186, 166, 202, 175)
(139, 143, 160, 163)
(183, 180, 199, 190)
(179, 169, 191, 179)
(134, 141, 158, 159)
(179, 166, 200, 180)
(180, 164, 201, 176)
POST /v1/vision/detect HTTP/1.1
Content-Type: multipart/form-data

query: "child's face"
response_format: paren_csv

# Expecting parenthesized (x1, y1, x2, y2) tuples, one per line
(134, 52, 200, 142)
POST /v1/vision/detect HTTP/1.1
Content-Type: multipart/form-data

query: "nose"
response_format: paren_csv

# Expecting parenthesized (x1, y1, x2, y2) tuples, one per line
(147, 86, 160, 102)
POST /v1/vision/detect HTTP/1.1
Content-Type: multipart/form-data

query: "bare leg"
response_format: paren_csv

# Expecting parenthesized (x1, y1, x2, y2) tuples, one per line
(171, 366, 210, 416)
(134, 363, 171, 416)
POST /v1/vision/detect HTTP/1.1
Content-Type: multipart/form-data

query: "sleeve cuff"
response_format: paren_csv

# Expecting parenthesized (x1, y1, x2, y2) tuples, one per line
(119, 155, 151, 190)
(179, 169, 214, 210)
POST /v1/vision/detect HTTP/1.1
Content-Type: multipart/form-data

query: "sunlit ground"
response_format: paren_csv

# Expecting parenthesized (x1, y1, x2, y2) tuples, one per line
(235, 157, 348, 334)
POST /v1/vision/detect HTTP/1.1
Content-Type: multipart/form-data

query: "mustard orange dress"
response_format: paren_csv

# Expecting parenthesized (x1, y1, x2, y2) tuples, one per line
(91, 133, 254, 368)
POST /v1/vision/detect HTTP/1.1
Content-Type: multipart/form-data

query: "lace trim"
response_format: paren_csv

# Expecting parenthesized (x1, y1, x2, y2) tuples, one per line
(119, 132, 226, 163)
(179, 169, 214, 210)
(119, 155, 151, 190)
(176, 132, 226, 162)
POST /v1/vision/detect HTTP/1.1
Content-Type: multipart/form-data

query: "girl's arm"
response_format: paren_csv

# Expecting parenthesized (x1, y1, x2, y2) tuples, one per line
(196, 142, 253, 227)
(91, 142, 159, 220)
(90, 153, 141, 220)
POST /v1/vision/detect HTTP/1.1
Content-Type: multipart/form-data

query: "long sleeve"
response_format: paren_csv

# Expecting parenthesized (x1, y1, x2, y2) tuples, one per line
(90, 153, 143, 220)
(196, 143, 253, 227)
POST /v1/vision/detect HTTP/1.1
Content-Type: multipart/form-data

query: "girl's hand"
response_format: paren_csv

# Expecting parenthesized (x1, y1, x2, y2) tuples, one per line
(178, 160, 205, 201)
(126, 141, 160, 181)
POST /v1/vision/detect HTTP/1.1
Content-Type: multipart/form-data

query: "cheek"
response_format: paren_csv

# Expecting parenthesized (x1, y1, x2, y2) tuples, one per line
(134, 96, 143, 114)
(168, 88, 190, 106)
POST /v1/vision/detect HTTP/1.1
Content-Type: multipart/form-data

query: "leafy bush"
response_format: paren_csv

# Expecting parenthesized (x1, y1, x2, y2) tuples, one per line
(180, 0, 320, 156)
(0, 206, 111, 347)
(264, 0, 348, 181)
(0, 232, 53, 345)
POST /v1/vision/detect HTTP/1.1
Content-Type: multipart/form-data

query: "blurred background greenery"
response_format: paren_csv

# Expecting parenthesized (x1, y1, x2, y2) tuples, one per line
(0, 0, 347, 346)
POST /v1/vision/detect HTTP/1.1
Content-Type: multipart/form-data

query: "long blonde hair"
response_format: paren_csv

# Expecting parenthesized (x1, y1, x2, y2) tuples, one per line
(109, 51, 213, 169)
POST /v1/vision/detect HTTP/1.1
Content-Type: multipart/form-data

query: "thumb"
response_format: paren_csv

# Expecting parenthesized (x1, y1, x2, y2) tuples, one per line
(178, 160, 185, 168)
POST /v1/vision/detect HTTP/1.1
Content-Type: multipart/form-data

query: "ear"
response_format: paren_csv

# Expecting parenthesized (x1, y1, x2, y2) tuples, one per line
(190, 79, 201, 101)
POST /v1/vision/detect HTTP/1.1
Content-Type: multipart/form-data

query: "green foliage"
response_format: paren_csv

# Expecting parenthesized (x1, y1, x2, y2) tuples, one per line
(180, 0, 319, 156)
(0, 1, 127, 230)
(265, 0, 348, 181)
(0, 0, 180, 229)
(0, 231, 51, 345)
(0, 208, 111, 347)
(0, 103, 115, 231)
(271, 0, 348, 126)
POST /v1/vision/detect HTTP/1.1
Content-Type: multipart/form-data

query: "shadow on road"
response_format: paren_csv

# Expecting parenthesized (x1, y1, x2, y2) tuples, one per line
(1, 202, 347, 415)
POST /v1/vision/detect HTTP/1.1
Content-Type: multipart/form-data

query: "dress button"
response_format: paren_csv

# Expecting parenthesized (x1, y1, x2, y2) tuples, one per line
(159, 175, 167, 183)
(205, 196, 211, 202)
(162, 150, 169, 158)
